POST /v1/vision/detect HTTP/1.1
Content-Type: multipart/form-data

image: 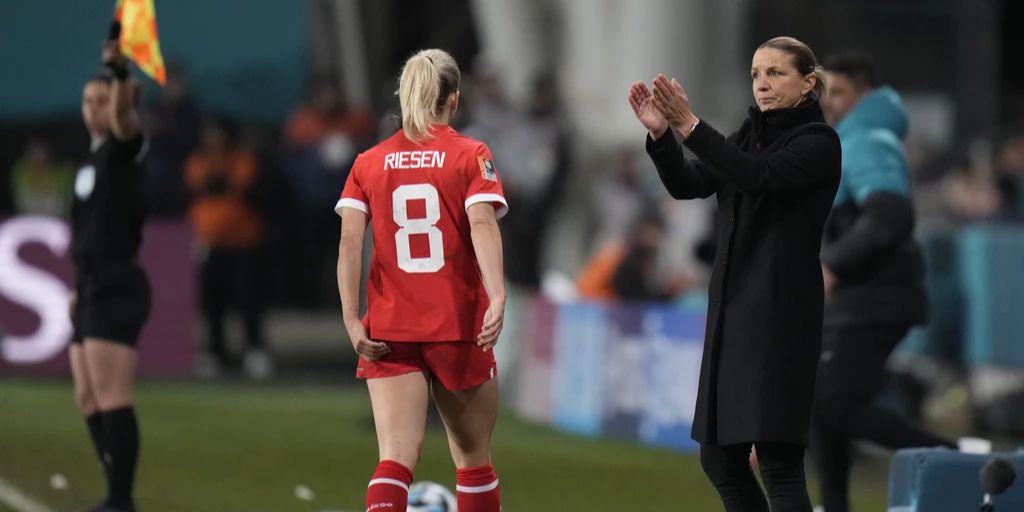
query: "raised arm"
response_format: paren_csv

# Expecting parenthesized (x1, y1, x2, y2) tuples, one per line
(102, 40, 141, 141)
(651, 74, 839, 193)
(630, 81, 718, 199)
(683, 121, 839, 193)
(646, 129, 720, 199)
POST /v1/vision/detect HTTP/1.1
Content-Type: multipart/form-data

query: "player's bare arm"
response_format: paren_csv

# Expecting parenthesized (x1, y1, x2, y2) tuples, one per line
(337, 208, 390, 361)
(468, 203, 504, 351)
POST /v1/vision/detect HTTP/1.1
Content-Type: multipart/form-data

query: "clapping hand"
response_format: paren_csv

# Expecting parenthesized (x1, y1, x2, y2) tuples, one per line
(651, 74, 699, 138)
(628, 81, 669, 139)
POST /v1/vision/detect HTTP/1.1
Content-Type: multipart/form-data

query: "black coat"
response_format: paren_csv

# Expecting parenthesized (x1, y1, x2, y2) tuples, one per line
(646, 100, 841, 446)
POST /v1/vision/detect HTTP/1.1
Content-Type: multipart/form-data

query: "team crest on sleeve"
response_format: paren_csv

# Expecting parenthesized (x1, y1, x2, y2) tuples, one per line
(478, 156, 497, 181)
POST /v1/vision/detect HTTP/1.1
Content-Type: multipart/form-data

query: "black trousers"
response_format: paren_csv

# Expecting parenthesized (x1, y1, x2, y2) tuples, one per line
(200, 247, 266, 366)
(812, 323, 954, 512)
(700, 441, 812, 512)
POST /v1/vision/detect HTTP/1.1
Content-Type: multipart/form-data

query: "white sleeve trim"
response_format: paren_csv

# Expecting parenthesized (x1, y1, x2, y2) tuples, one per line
(335, 197, 369, 217)
(465, 193, 509, 219)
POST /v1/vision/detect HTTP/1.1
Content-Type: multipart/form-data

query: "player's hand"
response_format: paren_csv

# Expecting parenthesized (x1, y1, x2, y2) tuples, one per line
(68, 291, 77, 320)
(651, 75, 699, 137)
(628, 81, 669, 139)
(347, 322, 390, 361)
(477, 297, 505, 352)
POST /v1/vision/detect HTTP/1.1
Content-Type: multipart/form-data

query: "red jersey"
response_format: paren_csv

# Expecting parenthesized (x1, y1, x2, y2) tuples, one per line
(336, 125, 508, 342)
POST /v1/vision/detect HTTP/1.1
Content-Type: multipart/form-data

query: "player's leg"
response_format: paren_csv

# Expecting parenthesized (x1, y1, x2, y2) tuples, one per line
(365, 371, 430, 511)
(753, 442, 813, 512)
(70, 343, 110, 485)
(699, 442, 770, 512)
(432, 376, 501, 512)
(84, 339, 139, 511)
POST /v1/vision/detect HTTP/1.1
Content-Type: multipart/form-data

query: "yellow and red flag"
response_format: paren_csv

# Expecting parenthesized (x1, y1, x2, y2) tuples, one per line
(113, 0, 166, 85)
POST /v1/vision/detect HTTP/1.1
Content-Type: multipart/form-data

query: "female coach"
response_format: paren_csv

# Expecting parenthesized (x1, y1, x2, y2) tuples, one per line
(628, 36, 841, 511)
(70, 37, 151, 512)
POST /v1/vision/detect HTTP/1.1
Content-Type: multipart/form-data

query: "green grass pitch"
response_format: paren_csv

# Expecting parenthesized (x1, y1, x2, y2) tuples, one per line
(0, 379, 888, 511)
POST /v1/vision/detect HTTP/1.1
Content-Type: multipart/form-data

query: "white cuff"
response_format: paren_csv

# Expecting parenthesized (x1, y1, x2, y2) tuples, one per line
(465, 193, 509, 219)
(335, 197, 369, 217)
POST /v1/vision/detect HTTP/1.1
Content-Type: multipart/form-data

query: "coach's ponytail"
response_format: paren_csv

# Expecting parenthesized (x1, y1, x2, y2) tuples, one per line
(398, 49, 460, 143)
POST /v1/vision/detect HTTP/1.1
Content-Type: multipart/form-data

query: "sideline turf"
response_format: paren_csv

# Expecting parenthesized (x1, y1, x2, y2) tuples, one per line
(0, 379, 887, 511)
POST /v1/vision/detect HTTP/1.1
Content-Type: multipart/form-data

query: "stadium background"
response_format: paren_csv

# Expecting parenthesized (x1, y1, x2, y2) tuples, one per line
(2, 0, 1024, 510)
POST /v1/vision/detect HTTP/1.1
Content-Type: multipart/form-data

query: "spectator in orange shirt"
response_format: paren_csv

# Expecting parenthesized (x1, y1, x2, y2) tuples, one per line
(283, 80, 374, 306)
(184, 117, 271, 379)
(577, 209, 692, 302)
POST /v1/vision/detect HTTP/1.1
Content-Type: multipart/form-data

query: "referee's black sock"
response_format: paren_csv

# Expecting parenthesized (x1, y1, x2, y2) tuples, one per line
(85, 413, 110, 480)
(101, 406, 139, 510)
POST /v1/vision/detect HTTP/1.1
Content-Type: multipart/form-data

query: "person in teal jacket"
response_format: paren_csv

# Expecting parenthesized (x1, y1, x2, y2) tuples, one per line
(815, 52, 954, 512)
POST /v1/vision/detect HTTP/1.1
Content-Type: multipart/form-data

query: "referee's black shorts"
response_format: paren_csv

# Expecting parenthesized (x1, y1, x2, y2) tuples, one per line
(72, 263, 151, 347)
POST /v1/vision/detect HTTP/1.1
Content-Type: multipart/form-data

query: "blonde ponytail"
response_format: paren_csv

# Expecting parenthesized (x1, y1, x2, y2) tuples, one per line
(398, 49, 461, 143)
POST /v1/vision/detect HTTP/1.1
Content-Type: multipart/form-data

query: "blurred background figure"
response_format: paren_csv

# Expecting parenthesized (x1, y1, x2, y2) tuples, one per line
(817, 51, 955, 512)
(141, 63, 201, 217)
(184, 117, 270, 379)
(282, 79, 374, 307)
(577, 207, 692, 302)
(463, 72, 571, 291)
(10, 139, 73, 217)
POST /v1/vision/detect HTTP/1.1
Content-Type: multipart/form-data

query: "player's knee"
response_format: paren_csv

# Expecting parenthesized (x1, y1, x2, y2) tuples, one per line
(448, 434, 491, 467)
(74, 386, 98, 414)
(88, 372, 132, 408)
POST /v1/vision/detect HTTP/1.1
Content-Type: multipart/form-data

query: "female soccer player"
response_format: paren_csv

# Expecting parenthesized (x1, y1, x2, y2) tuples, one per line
(69, 38, 151, 512)
(336, 49, 507, 512)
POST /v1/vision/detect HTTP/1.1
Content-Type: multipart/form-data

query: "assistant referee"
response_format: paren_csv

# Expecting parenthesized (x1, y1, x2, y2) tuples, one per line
(68, 36, 151, 512)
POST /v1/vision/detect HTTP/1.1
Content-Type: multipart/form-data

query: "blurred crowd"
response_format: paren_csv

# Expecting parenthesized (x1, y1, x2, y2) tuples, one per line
(2, 62, 1024, 377)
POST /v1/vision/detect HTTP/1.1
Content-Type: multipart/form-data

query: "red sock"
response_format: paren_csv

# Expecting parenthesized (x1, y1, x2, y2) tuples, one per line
(456, 464, 501, 512)
(365, 460, 413, 512)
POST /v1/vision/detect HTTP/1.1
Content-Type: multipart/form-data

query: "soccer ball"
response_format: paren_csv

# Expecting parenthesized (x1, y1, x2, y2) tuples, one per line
(407, 481, 457, 512)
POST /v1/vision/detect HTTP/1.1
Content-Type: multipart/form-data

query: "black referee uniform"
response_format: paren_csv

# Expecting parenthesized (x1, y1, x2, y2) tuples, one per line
(71, 134, 151, 345)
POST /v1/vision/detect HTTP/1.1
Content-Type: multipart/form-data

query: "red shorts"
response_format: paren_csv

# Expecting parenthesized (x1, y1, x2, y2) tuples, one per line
(356, 341, 497, 391)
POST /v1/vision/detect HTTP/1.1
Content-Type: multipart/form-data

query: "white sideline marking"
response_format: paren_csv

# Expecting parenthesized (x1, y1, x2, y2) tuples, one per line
(0, 476, 54, 512)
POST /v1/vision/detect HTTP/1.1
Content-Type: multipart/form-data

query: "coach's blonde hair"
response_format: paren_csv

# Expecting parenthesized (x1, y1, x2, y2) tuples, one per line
(398, 49, 460, 143)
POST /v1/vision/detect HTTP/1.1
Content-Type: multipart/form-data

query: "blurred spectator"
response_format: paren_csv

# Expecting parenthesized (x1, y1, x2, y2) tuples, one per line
(142, 64, 201, 216)
(184, 117, 270, 379)
(282, 80, 374, 307)
(577, 208, 691, 302)
(994, 134, 1024, 219)
(284, 80, 374, 149)
(464, 72, 570, 289)
(943, 142, 1002, 222)
(10, 139, 72, 216)
(589, 148, 644, 249)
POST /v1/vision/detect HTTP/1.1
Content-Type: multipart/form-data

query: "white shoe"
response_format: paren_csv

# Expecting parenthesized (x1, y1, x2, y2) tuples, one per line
(243, 349, 274, 381)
